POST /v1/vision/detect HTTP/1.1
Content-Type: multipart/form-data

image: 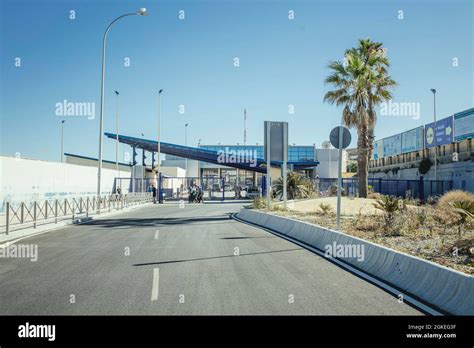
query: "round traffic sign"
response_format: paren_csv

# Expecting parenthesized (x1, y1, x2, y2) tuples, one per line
(329, 126, 351, 149)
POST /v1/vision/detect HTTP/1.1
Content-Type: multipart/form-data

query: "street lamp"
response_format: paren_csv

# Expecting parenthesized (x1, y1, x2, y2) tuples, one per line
(97, 8, 148, 199)
(114, 90, 120, 177)
(185, 123, 188, 177)
(430, 88, 437, 181)
(61, 120, 65, 162)
(155, 89, 164, 203)
(157, 89, 163, 176)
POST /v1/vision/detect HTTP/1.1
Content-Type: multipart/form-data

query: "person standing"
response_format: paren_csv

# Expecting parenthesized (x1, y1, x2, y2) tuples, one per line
(151, 184, 157, 204)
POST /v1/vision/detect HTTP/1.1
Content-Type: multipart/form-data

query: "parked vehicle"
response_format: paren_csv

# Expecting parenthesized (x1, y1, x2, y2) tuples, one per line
(245, 186, 260, 198)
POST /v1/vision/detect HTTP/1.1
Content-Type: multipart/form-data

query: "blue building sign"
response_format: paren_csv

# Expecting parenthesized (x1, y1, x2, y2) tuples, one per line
(454, 108, 474, 142)
(401, 126, 424, 153)
(372, 139, 384, 160)
(425, 115, 454, 148)
(383, 134, 402, 157)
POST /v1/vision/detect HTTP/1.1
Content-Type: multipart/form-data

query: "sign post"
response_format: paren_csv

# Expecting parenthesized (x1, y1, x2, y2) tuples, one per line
(283, 123, 288, 209)
(266, 124, 271, 210)
(264, 121, 288, 211)
(330, 125, 351, 230)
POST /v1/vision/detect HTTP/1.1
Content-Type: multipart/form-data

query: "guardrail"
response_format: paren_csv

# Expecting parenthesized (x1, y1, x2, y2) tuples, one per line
(2, 192, 153, 235)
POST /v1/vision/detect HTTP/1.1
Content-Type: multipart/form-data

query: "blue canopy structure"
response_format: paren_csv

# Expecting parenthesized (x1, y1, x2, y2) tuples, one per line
(105, 132, 319, 173)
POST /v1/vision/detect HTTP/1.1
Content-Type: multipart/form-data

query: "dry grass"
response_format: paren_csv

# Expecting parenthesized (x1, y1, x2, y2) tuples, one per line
(265, 200, 474, 275)
(437, 190, 474, 210)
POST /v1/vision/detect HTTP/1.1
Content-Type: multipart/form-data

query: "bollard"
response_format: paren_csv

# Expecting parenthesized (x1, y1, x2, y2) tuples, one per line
(33, 202, 37, 228)
(55, 200, 58, 224)
(6, 202, 9, 235)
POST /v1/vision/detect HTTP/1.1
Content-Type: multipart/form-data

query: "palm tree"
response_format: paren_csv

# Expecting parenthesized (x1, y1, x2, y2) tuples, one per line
(273, 172, 313, 200)
(324, 38, 396, 197)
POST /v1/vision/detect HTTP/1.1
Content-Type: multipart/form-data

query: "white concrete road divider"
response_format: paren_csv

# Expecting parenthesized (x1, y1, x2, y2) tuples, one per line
(236, 208, 474, 315)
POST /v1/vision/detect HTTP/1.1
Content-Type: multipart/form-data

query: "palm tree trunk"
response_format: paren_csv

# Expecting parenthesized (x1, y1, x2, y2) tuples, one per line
(357, 125, 369, 198)
(368, 124, 375, 160)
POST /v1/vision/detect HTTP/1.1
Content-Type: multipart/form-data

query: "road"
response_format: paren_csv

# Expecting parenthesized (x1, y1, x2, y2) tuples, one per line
(0, 202, 422, 315)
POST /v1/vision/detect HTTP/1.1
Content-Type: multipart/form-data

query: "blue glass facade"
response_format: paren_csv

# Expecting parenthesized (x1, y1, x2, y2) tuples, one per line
(199, 145, 315, 162)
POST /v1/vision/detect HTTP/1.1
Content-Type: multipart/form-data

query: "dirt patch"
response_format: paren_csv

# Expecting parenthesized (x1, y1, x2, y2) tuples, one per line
(264, 204, 474, 275)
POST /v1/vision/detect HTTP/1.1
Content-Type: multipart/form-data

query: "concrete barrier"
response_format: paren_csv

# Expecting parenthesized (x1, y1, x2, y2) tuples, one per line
(237, 208, 474, 315)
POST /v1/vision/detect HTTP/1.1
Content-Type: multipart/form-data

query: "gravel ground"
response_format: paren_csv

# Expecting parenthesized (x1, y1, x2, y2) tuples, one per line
(266, 200, 474, 275)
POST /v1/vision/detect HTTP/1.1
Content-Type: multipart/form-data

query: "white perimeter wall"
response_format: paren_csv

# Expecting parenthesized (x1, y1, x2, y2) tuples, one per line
(0, 156, 131, 212)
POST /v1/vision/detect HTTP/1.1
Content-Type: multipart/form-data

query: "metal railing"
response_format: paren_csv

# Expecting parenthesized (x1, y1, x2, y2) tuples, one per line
(2, 192, 153, 235)
(311, 177, 453, 202)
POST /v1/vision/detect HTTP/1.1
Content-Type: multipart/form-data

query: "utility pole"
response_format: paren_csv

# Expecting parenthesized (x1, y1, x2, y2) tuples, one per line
(185, 123, 188, 177)
(157, 89, 163, 177)
(114, 90, 120, 177)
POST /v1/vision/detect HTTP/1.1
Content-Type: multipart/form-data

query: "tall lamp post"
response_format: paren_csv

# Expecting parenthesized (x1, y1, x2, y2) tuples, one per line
(97, 8, 148, 199)
(430, 88, 437, 181)
(114, 90, 120, 177)
(156, 89, 163, 202)
(61, 120, 65, 162)
(185, 123, 189, 179)
(157, 89, 163, 177)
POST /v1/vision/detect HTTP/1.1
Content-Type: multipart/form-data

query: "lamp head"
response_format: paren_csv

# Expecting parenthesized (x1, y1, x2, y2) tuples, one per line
(159, 89, 163, 94)
(114, 90, 119, 95)
(430, 88, 436, 94)
(138, 8, 148, 16)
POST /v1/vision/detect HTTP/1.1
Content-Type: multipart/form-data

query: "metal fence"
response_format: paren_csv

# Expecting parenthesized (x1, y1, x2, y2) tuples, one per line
(160, 176, 244, 201)
(114, 177, 157, 194)
(312, 177, 453, 201)
(2, 192, 152, 235)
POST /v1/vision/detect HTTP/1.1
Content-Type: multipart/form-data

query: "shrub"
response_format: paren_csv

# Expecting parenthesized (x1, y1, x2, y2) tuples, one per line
(449, 200, 474, 237)
(319, 203, 333, 215)
(273, 172, 314, 200)
(271, 204, 285, 212)
(426, 195, 440, 205)
(328, 184, 346, 197)
(415, 207, 429, 226)
(367, 191, 383, 200)
(252, 197, 266, 209)
(373, 195, 400, 226)
(404, 197, 421, 206)
(354, 214, 380, 232)
(437, 190, 474, 210)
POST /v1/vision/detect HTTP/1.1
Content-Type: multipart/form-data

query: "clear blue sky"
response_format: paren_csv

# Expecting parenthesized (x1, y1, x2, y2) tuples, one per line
(1, 0, 472, 163)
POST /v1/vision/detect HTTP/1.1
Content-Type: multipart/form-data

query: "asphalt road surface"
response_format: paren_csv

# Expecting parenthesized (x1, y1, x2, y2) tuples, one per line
(0, 202, 422, 315)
